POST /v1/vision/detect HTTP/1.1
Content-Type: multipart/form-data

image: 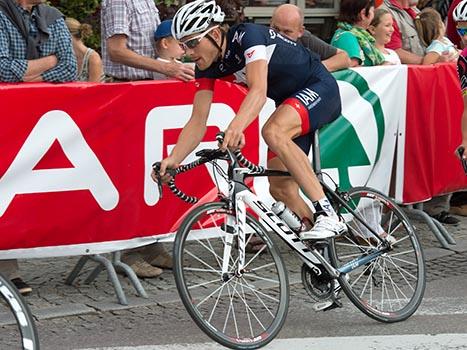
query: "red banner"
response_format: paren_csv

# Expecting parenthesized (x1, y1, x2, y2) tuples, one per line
(1, 63, 466, 257)
(0, 80, 258, 252)
(403, 63, 467, 203)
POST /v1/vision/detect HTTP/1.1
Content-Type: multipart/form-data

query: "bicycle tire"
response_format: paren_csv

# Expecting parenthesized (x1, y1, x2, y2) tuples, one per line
(329, 186, 426, 323)
(0, 274, 40, 349)
(173, 201, 289, 350)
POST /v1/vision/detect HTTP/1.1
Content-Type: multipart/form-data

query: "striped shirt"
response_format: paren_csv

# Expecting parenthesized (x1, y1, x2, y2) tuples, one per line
(101, 0, 160, 80)
(0, 4, 77, 82)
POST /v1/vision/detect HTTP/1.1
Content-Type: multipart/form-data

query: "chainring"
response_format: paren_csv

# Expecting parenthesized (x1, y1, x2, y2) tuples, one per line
(301, 263, 333, 301)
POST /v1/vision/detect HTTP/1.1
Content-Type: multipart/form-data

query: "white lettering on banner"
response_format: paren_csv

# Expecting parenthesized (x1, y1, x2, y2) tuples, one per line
(0, 111, 119, 217)
(144, 104, 236, 206)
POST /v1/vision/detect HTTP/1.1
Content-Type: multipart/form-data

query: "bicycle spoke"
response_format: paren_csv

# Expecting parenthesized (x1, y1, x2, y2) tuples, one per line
(188, 277, 223, 290)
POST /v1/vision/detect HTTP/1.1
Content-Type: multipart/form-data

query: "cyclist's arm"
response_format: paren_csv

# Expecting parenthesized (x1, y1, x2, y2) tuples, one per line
(169, 89, 214, 164)
(461, 94, 467, 152)
(223, 59, 268, 148)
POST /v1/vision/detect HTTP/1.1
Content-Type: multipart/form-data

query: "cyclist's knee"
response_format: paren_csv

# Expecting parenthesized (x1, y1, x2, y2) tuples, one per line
(262, 126, 285, 150)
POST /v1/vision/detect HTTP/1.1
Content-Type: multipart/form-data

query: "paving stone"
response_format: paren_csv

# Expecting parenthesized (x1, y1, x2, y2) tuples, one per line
(33, 304, 96, 320)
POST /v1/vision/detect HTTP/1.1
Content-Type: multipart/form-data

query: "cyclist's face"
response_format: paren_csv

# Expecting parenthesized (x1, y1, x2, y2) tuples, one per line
(457, 21, 467, 47)
(181, 27, 221, 71)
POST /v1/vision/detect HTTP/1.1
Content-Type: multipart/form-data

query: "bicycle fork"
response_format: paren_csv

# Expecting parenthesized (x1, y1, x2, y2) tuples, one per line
(220, 194, 247, 282)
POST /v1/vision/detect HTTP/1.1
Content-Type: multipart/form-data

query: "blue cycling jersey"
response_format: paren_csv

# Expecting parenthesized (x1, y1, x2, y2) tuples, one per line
(195, 23, 335, 105)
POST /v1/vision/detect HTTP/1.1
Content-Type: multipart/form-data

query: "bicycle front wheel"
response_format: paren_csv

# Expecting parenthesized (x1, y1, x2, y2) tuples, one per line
(173, 202, 289, 350)
(329, 187, 426, 323)
(0, 274, 40, 349)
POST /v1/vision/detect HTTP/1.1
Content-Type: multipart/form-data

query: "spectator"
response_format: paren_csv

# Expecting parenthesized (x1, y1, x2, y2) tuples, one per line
(380, 0, 426, 63)
(216, 0, 245, 25)
(447, 0, 464, 48)
(65, 17, 104, 82)
(0, 260, 31, 295)
(414, 8, 460, 64)
(153, 19, 188, 80)
(101, 0, 190, 277)
(0, 0, 77, 82)
(270, 4, 351, 72)
(331, 0, 386, 67)
(100, 0, 194, 83)
(368, 8, 402, 64)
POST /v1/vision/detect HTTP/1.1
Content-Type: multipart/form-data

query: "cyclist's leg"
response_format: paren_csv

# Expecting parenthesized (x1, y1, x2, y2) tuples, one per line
(262, 104, 328, 207)
(267, 156, 314, 222)
(262, 81, 344, 239)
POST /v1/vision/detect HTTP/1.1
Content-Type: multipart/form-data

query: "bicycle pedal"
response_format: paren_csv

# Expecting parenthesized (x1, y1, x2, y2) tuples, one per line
(312, 299, 342, 312)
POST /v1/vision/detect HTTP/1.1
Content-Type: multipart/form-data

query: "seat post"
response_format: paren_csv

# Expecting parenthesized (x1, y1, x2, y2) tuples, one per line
(312, 130, 322, 181)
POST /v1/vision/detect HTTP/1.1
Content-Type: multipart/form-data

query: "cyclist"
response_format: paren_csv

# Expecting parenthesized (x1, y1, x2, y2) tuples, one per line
(454, 0, 467, 156)
(152, 0, 346, 240)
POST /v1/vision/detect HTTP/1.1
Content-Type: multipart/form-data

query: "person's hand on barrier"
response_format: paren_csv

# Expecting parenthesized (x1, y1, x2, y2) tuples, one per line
(164, 61, 194, 82)
(221, 123, 245, 151)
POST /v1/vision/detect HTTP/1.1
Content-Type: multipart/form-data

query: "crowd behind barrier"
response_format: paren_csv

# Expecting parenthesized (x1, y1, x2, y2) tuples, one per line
(0, 63, 465, 259)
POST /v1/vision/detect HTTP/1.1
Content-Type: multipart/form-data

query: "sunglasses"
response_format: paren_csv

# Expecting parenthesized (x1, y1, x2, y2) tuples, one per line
(180, 26, 218, 50)
(457, 27, 467, 36)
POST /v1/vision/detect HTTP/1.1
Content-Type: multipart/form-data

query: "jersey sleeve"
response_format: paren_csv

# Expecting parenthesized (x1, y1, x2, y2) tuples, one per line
(239, 27, 269, 64)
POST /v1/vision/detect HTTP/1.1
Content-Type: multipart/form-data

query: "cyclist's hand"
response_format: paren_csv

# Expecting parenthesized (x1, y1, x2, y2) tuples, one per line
(163, 61, 194, 82)
(221, 125, 245, 150)
(151, 157, 179, 184)
(456, 143, 467, 159)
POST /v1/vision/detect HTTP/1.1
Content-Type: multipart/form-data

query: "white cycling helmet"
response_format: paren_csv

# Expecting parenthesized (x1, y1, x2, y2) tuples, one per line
(453, 0, 467, 22)
(171, 0, 225, 40)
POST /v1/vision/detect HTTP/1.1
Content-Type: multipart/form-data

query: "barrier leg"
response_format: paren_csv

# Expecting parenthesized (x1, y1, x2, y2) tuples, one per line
(90, 254, 128, 305)
(65, 256, 89, 285)
(403, 204, 455, 249)
(112, 251, 148, 299)
(84, 265, 104, 284)
(431, 218, 457, 245)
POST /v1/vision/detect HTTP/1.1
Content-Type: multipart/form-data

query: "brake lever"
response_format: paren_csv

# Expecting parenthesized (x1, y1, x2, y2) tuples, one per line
(457, 146, 467, 175)
(152, 162, 164, 199)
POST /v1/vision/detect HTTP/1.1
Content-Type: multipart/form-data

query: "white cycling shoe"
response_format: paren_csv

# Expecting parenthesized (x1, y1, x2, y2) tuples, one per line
(300, 215, 347, 240)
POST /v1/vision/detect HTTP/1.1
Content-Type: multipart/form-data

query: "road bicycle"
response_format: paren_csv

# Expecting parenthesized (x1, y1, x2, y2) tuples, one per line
(153, 132, 426, 350)
(0, 273, 39, 349)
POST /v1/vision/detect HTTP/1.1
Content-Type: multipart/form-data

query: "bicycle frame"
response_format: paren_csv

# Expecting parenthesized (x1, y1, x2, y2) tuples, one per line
(220, 159, 391, 281)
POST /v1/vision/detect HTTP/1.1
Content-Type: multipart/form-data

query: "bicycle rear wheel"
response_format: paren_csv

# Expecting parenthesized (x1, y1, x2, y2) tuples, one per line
(173, 202, 289, 350)
(0, 274, 39, 349)
(329, 187, 426, 323)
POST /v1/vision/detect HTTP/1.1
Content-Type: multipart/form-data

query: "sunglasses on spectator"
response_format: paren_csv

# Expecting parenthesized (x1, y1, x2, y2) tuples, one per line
(180, 26, 219, 50)
(457, 27, 467, 36)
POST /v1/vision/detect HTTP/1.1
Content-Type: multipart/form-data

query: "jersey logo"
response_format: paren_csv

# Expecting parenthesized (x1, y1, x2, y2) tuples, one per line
(246, 50, 255, 59)
(269, 29, 277, 39)
(232, 31, 245, 44)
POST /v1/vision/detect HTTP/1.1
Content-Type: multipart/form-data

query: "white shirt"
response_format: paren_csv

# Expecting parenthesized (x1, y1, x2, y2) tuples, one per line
(382, 48, 401, 65)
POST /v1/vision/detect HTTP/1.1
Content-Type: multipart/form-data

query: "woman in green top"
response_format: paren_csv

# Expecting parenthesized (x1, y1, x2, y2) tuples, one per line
(331, 0, 385, 67)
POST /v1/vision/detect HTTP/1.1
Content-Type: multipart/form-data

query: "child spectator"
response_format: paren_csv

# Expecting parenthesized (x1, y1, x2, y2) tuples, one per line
(368, 8, 402, 64)
(65, 18, 104, 82)
(153, 19, 186, 80)
(415, 8, 460, 64)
